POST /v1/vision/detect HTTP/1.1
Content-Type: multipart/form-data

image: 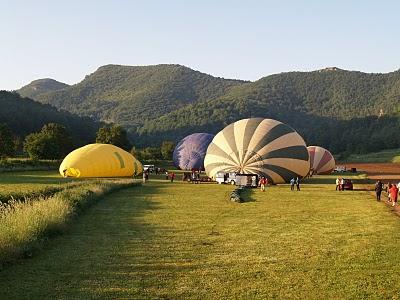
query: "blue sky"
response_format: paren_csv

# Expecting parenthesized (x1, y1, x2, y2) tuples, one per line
(1, 0, 399, 90)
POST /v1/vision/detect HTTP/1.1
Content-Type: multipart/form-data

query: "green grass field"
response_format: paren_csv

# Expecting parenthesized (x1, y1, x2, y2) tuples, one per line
(1, 173, 400, 299)
(0, 170, 71, 194)
(343, 148, 400, 163)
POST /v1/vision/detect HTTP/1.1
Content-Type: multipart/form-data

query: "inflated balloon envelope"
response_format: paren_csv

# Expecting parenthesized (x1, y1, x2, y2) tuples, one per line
(173, 133, 214, 170)
(59, 143, 143, 178)
(204, 118, 310, 184)
(307, 146, 335, 175)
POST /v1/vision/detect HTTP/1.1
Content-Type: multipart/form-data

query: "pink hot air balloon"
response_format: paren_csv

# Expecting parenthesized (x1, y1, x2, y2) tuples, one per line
(307, 146, 335, 175)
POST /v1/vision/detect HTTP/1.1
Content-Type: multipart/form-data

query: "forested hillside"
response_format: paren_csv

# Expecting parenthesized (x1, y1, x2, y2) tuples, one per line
(27, 64, 245, 127)
(18, 65, 400, 154)
(138, 68, 400, 153)
(17, 78, 69, 99)
(0, 91, 100, 145)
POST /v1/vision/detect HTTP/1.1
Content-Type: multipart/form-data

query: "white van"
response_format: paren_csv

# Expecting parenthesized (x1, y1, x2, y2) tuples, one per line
(216, 172, 237, 185)
(143, 165, 155, 173)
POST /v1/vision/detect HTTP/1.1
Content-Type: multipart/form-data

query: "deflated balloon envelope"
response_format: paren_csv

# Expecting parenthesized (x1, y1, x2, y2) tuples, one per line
(307, 146, 335, 174)
(173, 133, 214, 170)
(59, 143, 143, 178)
(204, 118, 310, 183)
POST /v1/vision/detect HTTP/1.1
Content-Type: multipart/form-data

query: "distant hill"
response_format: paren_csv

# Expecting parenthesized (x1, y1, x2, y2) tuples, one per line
(138, 68, 400, 150)
(24, 64, 245, 128)
(0, 91, 100, 145)
(18, 65, 400, 154)
(17, 78, 69, 99)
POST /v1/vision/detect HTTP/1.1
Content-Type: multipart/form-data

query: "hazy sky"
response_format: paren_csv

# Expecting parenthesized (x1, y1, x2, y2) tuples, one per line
(1, 0, 399, 90)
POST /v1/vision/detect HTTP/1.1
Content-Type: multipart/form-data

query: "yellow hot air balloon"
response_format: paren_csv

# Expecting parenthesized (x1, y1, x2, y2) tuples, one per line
(59, 143, 143, 178)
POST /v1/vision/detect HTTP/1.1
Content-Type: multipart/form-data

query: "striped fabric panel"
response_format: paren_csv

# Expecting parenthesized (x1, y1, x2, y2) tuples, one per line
(205, 118, 310, 183)
(307, 146, 335, 174)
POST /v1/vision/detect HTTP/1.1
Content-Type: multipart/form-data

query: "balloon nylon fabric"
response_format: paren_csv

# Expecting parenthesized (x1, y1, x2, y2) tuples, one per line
(204, 118, 310, 183)
(59, 143, 143, 178)
(173, 133, 214, 170)
(307, 146, 335, 174)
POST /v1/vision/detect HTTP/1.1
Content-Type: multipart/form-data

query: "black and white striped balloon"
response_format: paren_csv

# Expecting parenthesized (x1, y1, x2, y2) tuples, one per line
(204, 118, 310, 183)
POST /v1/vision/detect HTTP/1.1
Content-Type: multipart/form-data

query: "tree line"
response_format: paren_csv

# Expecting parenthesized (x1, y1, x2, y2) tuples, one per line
(0, 122, 174, 161)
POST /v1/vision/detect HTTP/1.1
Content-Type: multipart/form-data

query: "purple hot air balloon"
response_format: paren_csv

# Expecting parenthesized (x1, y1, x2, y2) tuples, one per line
(173, 133, 215, 170)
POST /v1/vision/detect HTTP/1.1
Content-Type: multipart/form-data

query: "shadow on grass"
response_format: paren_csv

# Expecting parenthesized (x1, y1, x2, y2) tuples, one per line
(0, 182, 166, 299)
(239, 187, 257, 202)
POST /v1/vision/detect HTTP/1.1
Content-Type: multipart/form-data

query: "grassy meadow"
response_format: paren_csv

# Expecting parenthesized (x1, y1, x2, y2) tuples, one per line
(342, 148, 400, 163)
(1, 172, 400, 299)
(0, 170, 71, 194)
(0, 170, 140, 265)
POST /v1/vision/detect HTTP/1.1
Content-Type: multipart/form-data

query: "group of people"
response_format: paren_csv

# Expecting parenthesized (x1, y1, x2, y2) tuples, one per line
(258, 176, 301, 192)
(142, 170, 175, 183)
(290, 177, 301, 191)
(335, 178, 346, 191)
(375, 180, 400, 206)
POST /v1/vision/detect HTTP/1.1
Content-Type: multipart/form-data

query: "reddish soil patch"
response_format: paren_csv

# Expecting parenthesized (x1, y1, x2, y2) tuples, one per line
(342, 163, 400, 181)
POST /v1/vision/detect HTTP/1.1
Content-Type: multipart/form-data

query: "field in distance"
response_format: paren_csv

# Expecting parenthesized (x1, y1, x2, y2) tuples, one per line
(341, 148, 400, 163)
(1, 172, 400, 298)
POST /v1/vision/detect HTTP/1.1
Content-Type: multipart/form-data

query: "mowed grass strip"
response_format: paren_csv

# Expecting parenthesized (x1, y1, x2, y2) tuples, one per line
(1, 181, 400, 299)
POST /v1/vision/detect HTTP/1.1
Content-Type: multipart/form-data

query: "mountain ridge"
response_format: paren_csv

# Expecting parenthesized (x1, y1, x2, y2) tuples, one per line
(16, 64, 400, 153)
(17, 78, 69, 99)
(22, 64, 246, 127)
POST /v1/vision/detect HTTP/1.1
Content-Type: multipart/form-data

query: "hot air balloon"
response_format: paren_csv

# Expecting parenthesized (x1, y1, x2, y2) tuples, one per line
(173, 133, 214, 170)
(59, 143, 143, 178)
(307, 146, 335, 175)
(204, 118, 310, 183)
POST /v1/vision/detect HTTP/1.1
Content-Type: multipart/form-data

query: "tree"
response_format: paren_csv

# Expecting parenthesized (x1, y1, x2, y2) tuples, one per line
(160, 141, 175, 160)
(96, 124, 131, 150)
(0, 123, 15, 158)
(41, 123, 74, 152)
(23, 123, 73, 159)
(137, 147, 162, 161)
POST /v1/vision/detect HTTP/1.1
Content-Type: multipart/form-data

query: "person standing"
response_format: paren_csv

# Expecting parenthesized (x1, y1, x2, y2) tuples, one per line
(387, 183, 392, 202)
(296, 177, 300, 191)
(339, 178, 344, 191)
(375, 180, 383, 201)
(290, 178, 295, 191)
(165, 171, 169, 180)
(260, 177, 266, 192)
(389, 183, 398, 206)
(252, 176, 257, 187)
(142, 171, 147, 183)
(170, 172, 175, 183)
(335, 178, 340, 191)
